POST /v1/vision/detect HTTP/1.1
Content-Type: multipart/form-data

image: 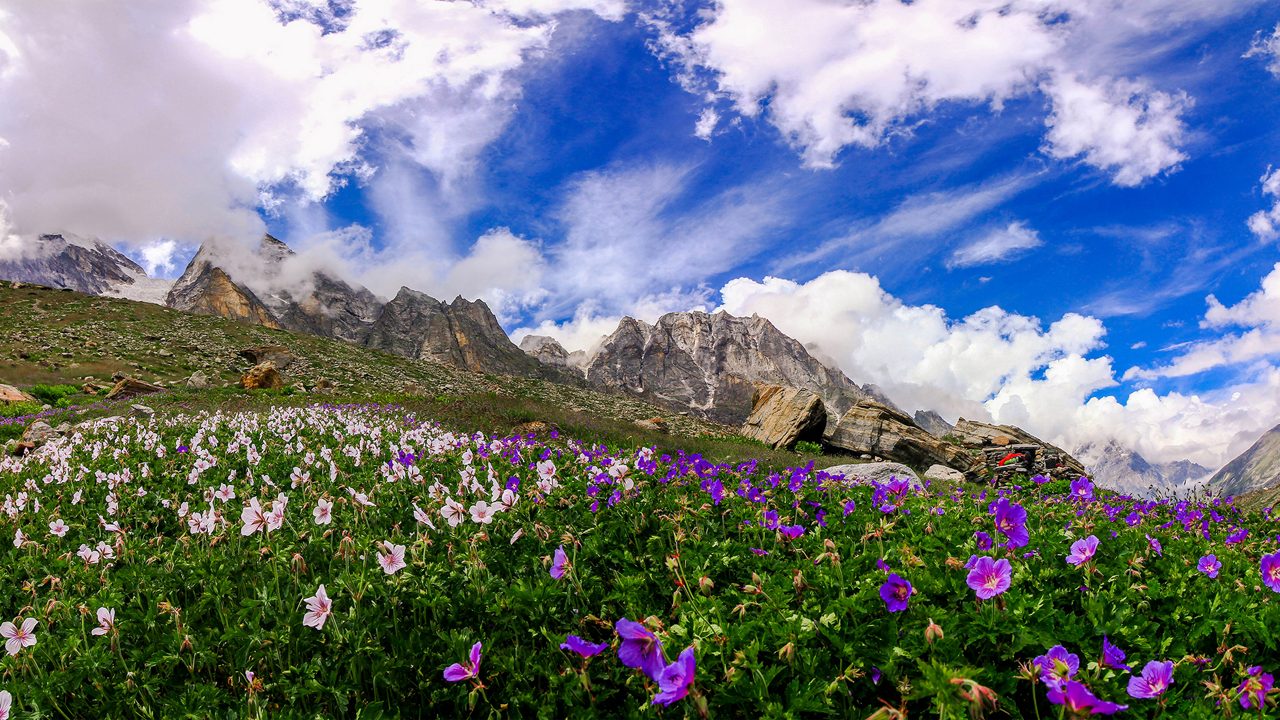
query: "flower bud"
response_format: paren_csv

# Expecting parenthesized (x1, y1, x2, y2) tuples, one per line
(925, 618, 944, 644)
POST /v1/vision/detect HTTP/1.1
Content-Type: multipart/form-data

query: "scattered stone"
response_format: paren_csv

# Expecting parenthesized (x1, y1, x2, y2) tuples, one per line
(0, 383, 35, 404)
(238, 345, 297, 371)
(105, 377, 166, 401)
(512, 421, 552, 436)
(634, 417, 669, 433)
(291, 382, 307, 394)
(186, 371, 210, 390)
(241, 362, 284, 390)
(739, 384, 825, 449)
(54, 422, 72, 434)
(402, 382, 427, 395)
(21, 420, 55, 447)
(130, 404, 155, 419)
(157, 349, 173, 357)
(823, 462, 922, 490)
(924, 464, 966, 483)
(314, 379, 334, 391)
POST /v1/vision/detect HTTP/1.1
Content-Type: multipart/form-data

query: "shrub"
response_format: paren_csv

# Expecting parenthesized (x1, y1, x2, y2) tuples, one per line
(28, 383, 80, 406)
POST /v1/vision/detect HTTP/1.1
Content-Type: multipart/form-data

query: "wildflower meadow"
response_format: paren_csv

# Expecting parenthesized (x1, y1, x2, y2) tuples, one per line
(0, 402, 1278, 718)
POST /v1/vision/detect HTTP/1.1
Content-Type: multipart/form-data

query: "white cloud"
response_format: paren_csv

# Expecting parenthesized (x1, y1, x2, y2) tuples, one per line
(1041, 74, 1189, 187)
(1244, 23, 1280, 77)
(647, 0, 1239, 185)
(947, 221, 1043, 268)
(0, 0, 617, 249)
(712, 268, 1275, 467)
(138, 240, 180, 277)
(693, 107, 719, 141)
(1247, 166, 1280, 241)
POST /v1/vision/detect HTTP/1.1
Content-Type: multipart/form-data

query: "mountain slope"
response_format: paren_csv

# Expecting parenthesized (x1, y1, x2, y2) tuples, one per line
(165, 244, 281, 328)
(0, 234, 155, 297)
(1210, 424, 1280, 497)
(583, 310, 872, 425)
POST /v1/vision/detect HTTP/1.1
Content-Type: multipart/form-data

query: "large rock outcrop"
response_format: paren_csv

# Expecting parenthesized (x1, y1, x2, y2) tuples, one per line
(165, 245, 281, 328)
(952, 418, 1088, 481)
(1210, 424, 1280, 497)
(825, 400, 977, 473)
(740, 385, 825, 449)
(583, 311, 872, 425)
(365, 288, 550, 377)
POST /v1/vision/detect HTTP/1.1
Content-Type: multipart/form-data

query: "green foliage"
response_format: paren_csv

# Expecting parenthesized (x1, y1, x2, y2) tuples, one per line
(794, 440, 824, 456)
(27, 383, 80, 406)
(0, 401, 43, 419)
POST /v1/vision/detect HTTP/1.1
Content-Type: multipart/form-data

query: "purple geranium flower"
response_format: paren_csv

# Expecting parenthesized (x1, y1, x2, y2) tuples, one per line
(1070, 477, 1095, 502)
(550, 546, 569, 580)
(1102, 636, 1131, 672)
(443, 642, 482, 682)
(778, 524, 805, 540)
(1238, 666, 1274, 709)
(990, 498, 1029, 549)
(966, 556, 1012, 600)
(1066, 535, 1099, 566)
(652, 646, 696, 706)
(974, 531, 993, 551)
(879, 573, 912, 613)
(1198, 554, 1221, 579)
(1145, 534, 1163, 557)
(1261, 552, 1280, 593)
(616, 618, 666, 682)
(1034, 645, 1080, 685)
(1047, 680, 1128, 715)
(561, 634, 609, 658)
(1127, 660, 1174, 699)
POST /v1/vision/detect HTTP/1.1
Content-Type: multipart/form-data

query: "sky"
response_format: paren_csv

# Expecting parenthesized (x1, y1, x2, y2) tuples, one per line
(2, 0, 1280, 470)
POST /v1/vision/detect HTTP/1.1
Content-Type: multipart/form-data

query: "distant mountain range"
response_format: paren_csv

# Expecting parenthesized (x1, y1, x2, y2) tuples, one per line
(11, 232, 1280, 497)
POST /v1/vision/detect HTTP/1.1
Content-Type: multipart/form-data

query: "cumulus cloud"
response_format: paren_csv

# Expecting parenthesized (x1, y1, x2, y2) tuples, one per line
(646, 0, 1234, 185)
(1041, 74, 1189, 187)
(712, 269, 1271, 467)
(1247, 166, 1280, 241)
(0, 0, 617, 250)
(947, 222, 1043, 269)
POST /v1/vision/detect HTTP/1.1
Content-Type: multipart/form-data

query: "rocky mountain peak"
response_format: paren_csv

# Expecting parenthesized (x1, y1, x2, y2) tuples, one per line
(0, 233, 148, 296)
(1210, 424, 1280, 497)
(520, 335, 569, 366)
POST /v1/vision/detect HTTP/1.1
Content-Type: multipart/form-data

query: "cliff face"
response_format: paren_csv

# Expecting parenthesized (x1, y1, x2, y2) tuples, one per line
(583, 310, 870, 425)
(165, 245, 281, 328)
(1210, 424, 1280, 497)
(0, 234, 147, 295)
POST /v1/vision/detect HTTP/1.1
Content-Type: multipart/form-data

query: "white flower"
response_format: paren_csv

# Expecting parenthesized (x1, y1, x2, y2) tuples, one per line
(48, 519, 68, 537)
(441, 498, 465, 528)
(91, 607, 115, 637)
(302, 584, 332, 630)
(469, 501, 497, 525)
(377, 542, 407, 575)
(0, 618, 37, 656)
(313, 498, 333, 525)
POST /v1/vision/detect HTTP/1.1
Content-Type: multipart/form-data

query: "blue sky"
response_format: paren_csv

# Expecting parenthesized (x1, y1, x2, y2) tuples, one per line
(2, 0, 1280, 467)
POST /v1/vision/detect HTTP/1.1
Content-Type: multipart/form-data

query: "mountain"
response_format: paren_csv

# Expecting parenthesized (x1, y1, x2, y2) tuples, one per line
(0, 233, 164, 299)
(1075, 440, 1211, 497)
(252, 236, 383, 344)
(1209, 424, 1280, 497)
(366, 287, 554, 377)
(165, 244, 281, 328)
(580, 310, 874, 425)
(520, 335, 569, 367)
(913, 409, 954, 438)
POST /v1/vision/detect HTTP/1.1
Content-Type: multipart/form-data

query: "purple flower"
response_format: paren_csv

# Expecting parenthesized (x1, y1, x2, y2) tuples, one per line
(1102, 636, 1131, 672)
(1031, 474, 1050, 485)
(560, 634, 609, 658)
(1238, 666, 1274, 709)
(1070, 477, 1095, 502)
(1034, 645, 1080, 684)
(749, 547, 769, 556)
(550, 546, 569, 580)
(990, 498, 1029, 549)
(974, 531, 993, 551)
(870, 666, 882, 685)
(1262, 552, 1280, 593)
(1066, 535, 1099, 566)
(1047, 680, 1128, 715)
(879, 573, 912, 613)
(778, 524, 805, 540)
(1145, 534, 1163, 557)
(615, 618, 666, 682)
(875, 557, 890, 572)
(652, 646, 696, 705)
(966, 556, 1012, 600)
(1198, 554, 1221, 579)
(443, 642, 482, 682)
(843, 499, 857, 516)
(1127, 660, 1174, 699)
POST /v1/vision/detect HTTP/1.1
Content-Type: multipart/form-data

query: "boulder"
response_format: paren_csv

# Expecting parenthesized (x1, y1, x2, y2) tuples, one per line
(924, 464, 966, 483)
(21, 421, 55, 447)
(186, 371, 210, 390)
(825, 400, 977, 474)
(241, 362, 284, 390)
(952, 418, 1088, 480)
(740, 384, 825, 449)
(0, 383, 34, 404)
(130, 404, 155, 419)
(634, 417, 669, 433)
(238, 345, 297, 371)
(822, 462, 922, 489)
(104, 377, 165, 401)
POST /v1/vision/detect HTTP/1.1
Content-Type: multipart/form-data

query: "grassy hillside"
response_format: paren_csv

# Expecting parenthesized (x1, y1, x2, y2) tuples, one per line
(0, 282, 858, 472)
